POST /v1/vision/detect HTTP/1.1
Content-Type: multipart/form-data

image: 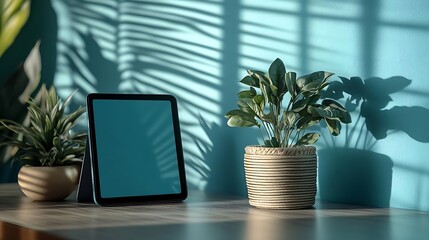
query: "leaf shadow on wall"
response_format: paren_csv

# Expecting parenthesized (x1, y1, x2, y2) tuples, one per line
(55, 0, 221, 190)
(318, 76, 429, 207)
(64, 32, 121, 97)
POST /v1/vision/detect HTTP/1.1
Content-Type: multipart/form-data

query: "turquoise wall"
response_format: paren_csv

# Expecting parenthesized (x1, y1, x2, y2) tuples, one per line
(1, 0, 429, 211)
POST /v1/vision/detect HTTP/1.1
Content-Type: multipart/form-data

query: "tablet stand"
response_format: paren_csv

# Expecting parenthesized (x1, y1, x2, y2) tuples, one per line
(76, 140, 94, 202)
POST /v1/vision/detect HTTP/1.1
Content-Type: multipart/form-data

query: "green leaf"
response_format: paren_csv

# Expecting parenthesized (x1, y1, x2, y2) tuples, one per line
(269, 84, 278, 98)
(239, 75, 259, 88)
(297, 71, 331, 90)
(247, 70, 266, 78)
(238, 87, 257, 99)
(237, 98, 257, 116)
(262, 111, 276, 124)
(247, 70, 271, 87)
(285, 72, 297, 97)
(0, 0, 31, 57)
(297, 115, 321, 130)
(296, 133, 320, 146)
(268, 58, 286, 94)
(325, 118, 341, 136)
(308, 104, 351, 124)
(282, 111, 296, 128)
(319, 81, 331, 91)
(322, 99, 347, 112)
(301, 80, 324, 93)
(322, 99, 351, 123)
(260, 82, 276, 105)
(253, 95, 265, 115)
(227, 115, 259, 128)
(225, 109, 254, 118)
(308, 94, 321, 105)
(291, 97, 310, 112)
(268, 58, 285, 84)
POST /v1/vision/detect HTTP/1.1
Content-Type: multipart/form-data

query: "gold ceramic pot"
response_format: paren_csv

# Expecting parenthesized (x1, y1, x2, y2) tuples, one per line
(244, 145, 317, 209)
(17, 165, 81, 201)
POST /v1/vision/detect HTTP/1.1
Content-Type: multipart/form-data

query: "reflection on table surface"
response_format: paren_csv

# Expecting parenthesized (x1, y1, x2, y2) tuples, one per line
(1, 184, 429, 240)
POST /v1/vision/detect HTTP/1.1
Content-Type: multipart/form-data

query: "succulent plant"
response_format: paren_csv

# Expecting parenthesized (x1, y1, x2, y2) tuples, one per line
(0, 84, 86, 166)
(225, 58, 351, 148)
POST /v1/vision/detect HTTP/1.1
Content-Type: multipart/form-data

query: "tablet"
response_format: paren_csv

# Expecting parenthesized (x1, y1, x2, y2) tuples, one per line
(86, 93, 187, 206)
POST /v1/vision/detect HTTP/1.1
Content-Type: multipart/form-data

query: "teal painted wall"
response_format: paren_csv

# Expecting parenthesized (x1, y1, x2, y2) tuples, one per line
(1, 0, 428, 211)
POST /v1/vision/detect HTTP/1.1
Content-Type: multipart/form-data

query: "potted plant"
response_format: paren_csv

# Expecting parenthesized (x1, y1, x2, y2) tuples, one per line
(0, 84, 86, 201)
(225, 58, 351, 209)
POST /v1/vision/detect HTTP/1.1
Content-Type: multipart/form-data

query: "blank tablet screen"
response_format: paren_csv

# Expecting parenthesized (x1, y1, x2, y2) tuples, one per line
(90, 97, 184, 200)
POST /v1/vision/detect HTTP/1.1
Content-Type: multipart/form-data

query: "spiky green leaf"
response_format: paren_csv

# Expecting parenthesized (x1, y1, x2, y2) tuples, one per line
(0, 84, 86, 166)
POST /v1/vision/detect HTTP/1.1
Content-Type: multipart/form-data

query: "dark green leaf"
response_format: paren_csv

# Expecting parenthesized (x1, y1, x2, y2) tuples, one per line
(308, 104, 351, 124)
(268, 58, 285, 84)
(268, 58, 286, 93)
(308, 94, 321, 105)
(285, 72, 297, 97)
(325, 118, 341, 136)
(321, 99, 351, 123)
(296, 133, 320, 146)
(322, 99, 347, 112)
(297, 115, 321, 130)
(240, 75, 259, 87)
(319, 81, 330, 91)
(291, 98, 310, 112)
(247, 70, 271, 86)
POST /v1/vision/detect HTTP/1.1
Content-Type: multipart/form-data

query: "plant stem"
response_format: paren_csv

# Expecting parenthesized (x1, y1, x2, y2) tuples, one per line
(262, 121, 272, 139)
(291, 129, 302, 146)
(258, 126, 266, 144)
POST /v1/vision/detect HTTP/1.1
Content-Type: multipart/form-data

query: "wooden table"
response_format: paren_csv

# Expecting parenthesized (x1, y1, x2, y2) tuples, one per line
(1, 183, 428, 240)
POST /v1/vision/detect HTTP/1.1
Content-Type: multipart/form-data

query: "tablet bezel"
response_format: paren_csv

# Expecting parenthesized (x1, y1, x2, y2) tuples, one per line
(86, 93, 187, 206)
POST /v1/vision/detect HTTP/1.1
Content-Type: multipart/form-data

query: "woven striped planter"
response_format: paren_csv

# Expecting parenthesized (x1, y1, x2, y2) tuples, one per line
(244, 145, 317, 209)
